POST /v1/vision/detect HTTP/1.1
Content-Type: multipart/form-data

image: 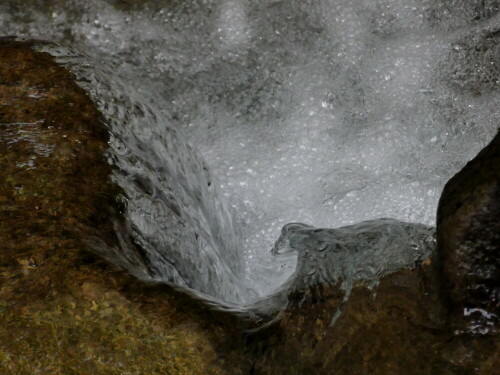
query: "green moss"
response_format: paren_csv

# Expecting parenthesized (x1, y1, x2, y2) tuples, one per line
(0, 290, 217, 374)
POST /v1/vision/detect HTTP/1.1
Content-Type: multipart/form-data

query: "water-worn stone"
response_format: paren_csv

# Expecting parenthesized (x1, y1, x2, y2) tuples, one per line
(251, 132, 500, 374)
(437, 129, 500, 334)
(0, 38, 249, 375)
(251, 262, 498, 375)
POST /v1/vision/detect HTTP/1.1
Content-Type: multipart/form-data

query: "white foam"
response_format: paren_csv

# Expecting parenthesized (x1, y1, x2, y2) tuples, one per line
(2, 0, 498, 298)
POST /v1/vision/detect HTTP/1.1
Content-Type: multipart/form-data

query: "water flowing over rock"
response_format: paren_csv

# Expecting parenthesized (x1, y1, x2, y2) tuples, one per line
(249, 134, 499, 375)
(274, 219, 435, 294)
(25, 40, 440, 314)
(0, 38, 249, 374)
(30, 41, 250, 305)
(1, 0, 499, 298)
(251, 150, 499, 375)
(1, 1, 500, 373)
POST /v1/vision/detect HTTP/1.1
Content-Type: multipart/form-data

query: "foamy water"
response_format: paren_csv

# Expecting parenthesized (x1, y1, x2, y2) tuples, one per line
(3, 0, 498, 303)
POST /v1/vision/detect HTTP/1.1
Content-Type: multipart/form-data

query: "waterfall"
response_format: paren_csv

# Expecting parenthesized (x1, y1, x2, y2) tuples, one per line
(3, 0, 498, 309)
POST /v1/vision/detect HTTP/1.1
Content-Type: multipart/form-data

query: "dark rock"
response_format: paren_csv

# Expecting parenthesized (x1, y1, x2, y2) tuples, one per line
(437, 129, 500, 334)
(252, 264, 456, 375)
(252, 258, 498, 375)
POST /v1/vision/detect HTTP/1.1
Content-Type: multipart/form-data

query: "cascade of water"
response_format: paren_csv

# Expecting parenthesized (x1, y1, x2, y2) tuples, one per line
(33, 42, 250, 304)
(3, 0, 498, 306)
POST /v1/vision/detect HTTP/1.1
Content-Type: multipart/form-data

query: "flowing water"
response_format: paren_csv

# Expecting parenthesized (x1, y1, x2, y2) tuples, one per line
(1, 0, 498, 308)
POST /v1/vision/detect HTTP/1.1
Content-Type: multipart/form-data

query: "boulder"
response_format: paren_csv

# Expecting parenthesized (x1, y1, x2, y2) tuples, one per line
(437, 129, 499, 334)
(0, 38, 249, 375)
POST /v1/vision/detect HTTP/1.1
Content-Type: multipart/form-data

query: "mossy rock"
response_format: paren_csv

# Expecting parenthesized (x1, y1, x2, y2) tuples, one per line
(0, 37, 249, 375)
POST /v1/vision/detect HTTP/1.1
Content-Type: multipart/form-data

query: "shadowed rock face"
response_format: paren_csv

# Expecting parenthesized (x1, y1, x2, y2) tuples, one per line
(437, 130, 500, 334)
(251, 263, 498, 375)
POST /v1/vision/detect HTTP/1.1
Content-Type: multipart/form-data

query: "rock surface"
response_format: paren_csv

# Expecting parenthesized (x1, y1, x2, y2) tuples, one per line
(0, 38, 249, 375)
(437, 129, 500, 334)
(251, 260, 498, 375)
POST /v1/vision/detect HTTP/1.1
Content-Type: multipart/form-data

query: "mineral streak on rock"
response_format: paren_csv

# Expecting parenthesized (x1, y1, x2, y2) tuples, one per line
(437, 129, 500, 335)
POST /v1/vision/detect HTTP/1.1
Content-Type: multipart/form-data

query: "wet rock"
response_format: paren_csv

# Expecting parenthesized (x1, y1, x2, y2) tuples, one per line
(437, 129, 500, 334)
(250, 226, 450, 375)
(251, 135, 500, 374)
(0, 38, 249, 375)
(252, 260, 498, 375)
(253, 265, 450, 375)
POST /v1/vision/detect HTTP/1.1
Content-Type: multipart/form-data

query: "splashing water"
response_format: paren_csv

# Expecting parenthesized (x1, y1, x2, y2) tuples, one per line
(2, 1, 498, 307)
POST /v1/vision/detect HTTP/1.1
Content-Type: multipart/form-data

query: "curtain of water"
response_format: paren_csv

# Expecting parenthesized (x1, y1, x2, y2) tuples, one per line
(2, 0, 498, 307)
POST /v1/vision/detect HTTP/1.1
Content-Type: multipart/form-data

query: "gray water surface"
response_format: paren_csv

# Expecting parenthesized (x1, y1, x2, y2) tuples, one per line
(3, 0, 498, 310)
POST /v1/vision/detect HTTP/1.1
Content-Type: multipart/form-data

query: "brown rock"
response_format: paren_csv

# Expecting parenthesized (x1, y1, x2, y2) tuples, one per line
(252, 260, 499, 375)
(254, 265, 445, 375)
(80, 281, 102, 300)
(437, 130, 500, 333)
(251, 131, 500, 374)
(0, 38, 249, 375)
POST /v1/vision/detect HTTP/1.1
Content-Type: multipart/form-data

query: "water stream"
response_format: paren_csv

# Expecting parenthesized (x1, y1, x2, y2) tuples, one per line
(2, 0, 498, 310)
